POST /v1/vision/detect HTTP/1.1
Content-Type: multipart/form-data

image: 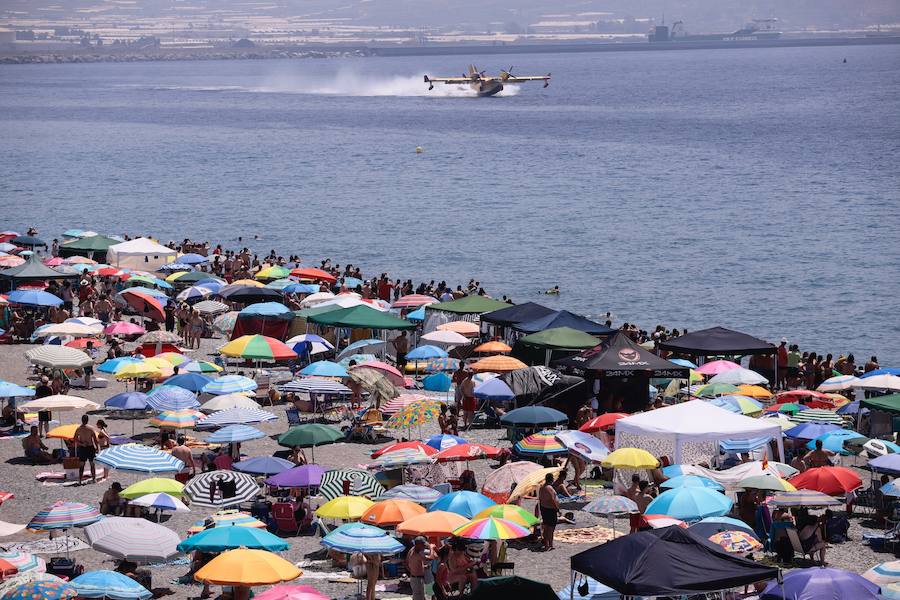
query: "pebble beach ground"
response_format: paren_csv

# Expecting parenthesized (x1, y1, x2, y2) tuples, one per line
(0, 337, 886, 599)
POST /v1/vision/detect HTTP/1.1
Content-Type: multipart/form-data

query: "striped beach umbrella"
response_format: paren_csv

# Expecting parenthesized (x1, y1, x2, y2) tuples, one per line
(205, 424, 265, 444)
(202, 375, 259, 396)
(220, 335, 297, 361)
(473, 504, 540, 527)
(83, 517, 180, 562)
(694, 383, 740, 398)
(452, 517, 531, 541)
(789, 408, 845, 425)
(434, 443, 501, 463)
(184, 471, 261, 509)
(320, 469, 385, 501)
(96, 444, 185, 473)
(180, 359, 223, 374)
(864, 560, 900, 585)
(392, 294, 438, 309)
(280, 378, 350, 395)
(708, 395, 763, 415)
(371, 440, 436, 459)
(70, 570, 152, 600)
(514, 430, 567, 456)
(129, 493, 190, 513)
(187, 510, 266, 534)
(768, 490, 842, 507)
(200, 394, 260, 412)
(97, 356, 142, 374)
(196, 408, 277, 428)
(371, 448, 434, 469)
(149, 409, 203, 429)
(0, 551, 45, 574)
(378, 484, 443, 504)
(583, 495, 639, 515)
(146, 385, 199, 411)
(322, 523, 405, 554)
(424, 434, 467, 451)
(29, 502, 101, 530)
(818, 375, 860, 392)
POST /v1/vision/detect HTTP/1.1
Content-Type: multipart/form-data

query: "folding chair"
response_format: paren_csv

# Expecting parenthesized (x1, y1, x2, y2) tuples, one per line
(271, 502, 301, 535)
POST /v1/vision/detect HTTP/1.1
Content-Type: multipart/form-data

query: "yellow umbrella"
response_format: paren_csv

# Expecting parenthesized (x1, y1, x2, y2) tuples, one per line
(602, 448, 660, 470)
(114, 362, 162, 380)
(164, 271, 190, 283)
(735, 385, 773, 399)
(195, 549, 301, 586)
(230, 279, 264, 288)
(474, 504, 540, 527)
(315, 496, 374, 520)
(120, 478, 184, 500)
(47, 424, 79, 440)
(689, 370, 704, 383)
(508, 467, 563, 502)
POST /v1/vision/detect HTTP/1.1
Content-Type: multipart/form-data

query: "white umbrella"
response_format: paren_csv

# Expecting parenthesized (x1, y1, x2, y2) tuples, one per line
(129, 493, 190, 513)
(25, 346, 93, 369)
(200, 393, 262, 413)
(708, 367, 768, 386)
(65, 317, 104, 328)
(421, 330, 469, 345)
(0, 521, 27, 536)
(20, 395, 100, 412)
(818, 375, 860, 392)
(853, 375, 900, 391)
(83, 517, 180, 563)
(33, 323, 102, 338)
(299, 292, 335, 307)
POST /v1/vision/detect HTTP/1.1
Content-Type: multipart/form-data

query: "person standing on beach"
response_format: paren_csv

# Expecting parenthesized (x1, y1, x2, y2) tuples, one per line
(392, 331, 408, 372)
(459, 370, 476, 430)
(406, 537, 430, 600)
(172, 436, 194, 477)
(74, 415, 99, 484)
(538, 473, 559, 551)
(776, 339, 788, 390)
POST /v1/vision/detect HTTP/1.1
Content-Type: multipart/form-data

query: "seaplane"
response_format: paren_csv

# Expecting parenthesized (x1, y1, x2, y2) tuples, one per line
(424, 65, 551, 97)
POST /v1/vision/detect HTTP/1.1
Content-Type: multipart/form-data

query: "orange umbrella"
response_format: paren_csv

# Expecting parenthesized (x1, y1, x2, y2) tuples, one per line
(396, 511, 468, 538)
(291, 268, 336, 283)
(195, 549, 301, 586)
(469, 355, 527, 373)
(119, 289, 165, 322)
(360, 499, 426, 526)
(735, 385, 773, 399)
(473, 341, 512, 354)
(437, 321, 480, 336)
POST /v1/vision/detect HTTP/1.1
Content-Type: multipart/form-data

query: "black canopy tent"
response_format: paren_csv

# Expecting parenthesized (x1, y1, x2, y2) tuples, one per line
(514, 309, 615, 336)
(569, 526, 778, 598)
(480, 302, 556, 327)
(499, 365, 586, 415)
(658, 326, 775, 356)
(555, 331, 688, 412)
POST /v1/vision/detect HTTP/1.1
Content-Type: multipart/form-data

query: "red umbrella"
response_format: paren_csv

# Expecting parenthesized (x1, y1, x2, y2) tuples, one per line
(392, 294, 438, 309)
(119, 288, 166, 321)
(95, 267, 126, 278)
(434, 443, 501, 463)
(65, 338, 99, 349)
(790, 466, 862, 496)
(579, 413, 629, 433)
(290, 267, 336, 283)
(371, 441, 438, 459)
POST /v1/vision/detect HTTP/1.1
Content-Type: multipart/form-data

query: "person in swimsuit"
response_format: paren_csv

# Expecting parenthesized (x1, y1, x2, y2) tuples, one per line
(74, 415, 99, 484)
(459, 370, 477, 430)
(22, 426, 54, 463)
(538, 473, 560, 551)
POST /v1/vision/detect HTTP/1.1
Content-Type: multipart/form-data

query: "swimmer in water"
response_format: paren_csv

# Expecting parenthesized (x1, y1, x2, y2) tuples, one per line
(545, 285, 560, 295)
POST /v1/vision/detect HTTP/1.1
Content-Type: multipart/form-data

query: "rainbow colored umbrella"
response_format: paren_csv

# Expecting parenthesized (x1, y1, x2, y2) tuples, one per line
(386, 401, 441, 429)
(255, 265, 292, 281)
(0, 551, 45, 574)
(709, 530, 762, 554)
(452, 517, 531, 540)
(220, 335, 297, 361)
(514, 430, 567, 456)
(180, 360, 223, 374)
(149, 409, 203, 429)
(474, 505, 540, 527)
(187, 510, 266, 534)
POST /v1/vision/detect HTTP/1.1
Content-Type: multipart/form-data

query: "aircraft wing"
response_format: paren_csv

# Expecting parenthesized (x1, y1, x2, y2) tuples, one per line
(424, 76, 472, 85)
(504, 75, 551, 83)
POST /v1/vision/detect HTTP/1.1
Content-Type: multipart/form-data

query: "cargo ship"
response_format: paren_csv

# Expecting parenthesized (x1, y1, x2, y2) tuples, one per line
(649, 19, 782, 42)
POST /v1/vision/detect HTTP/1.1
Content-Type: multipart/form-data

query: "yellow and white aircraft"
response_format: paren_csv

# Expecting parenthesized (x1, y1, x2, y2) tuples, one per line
(424, 65, 551, 97)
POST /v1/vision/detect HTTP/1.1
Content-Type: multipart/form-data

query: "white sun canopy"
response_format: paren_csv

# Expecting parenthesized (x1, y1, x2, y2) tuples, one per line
(615, 400, 784, 464)
(107, 237, 177, 271)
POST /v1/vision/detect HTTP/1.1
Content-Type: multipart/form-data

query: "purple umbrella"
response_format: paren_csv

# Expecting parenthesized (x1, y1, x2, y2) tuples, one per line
(265, 464, 327, 488)
(760, 567, 881, 600)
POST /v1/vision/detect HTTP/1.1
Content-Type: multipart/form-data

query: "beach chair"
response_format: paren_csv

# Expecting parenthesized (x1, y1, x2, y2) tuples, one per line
(285, 408, 301, 426)
(863, 520, 900, 551)
(786, 527, 825, 564)
(271, 502, 301, 536)
(432, 483, 452, 496)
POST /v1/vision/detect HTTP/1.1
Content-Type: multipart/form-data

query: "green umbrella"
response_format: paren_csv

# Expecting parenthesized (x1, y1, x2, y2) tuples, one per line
(277, 424, 344, 461)
(696, 383, 739, 397)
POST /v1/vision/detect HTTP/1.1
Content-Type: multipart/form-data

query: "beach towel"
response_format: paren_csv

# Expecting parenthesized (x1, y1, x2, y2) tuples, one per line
(0, 428, 29, 440)
(3, 538, 90, 555)
(552, 525, 621, 544)
(36, 468, 107, 486)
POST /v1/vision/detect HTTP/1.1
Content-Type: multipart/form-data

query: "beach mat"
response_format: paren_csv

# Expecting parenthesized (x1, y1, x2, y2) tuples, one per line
(3, 537, 90, 554)
(553, 524, 621, 544)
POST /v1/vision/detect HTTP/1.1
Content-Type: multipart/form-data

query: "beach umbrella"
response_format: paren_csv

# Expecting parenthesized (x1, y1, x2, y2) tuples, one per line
(97, 356, 141, 374)
(397, 511, 469, 538)
(25, 346, 92, 369)
(277, 424, 343, 462)
(220, 335, 297, 361)
(322, 522, 405, 554)
(371, 440, 436, 459)
(319, 469, 385, 501)
(149, 409, 202, 429)
(104, 392, 149, 411)
(421, 330, 469, 346)
(645, 487, 733, 521)
(453, 517, 531, 541)
(768, 490, 842, 507)
(480, 461, 542, 504)
(7, 290, 62, 307)
(1, 577, 76, 600)
(766, 401, 808, 415)
(285, 334, 334, 356)
(854, 374, 900, 391)
(195, 549, 301, 587)
(737, 475, 797, 492)
(119, 478, 183, 500)
(0, 551, 45, 574)
(360, 499, 426, 526)
(379, 484, 443, 504)
(817, 375, 861, 392)
(202, 375, 258, 396)
(370, 448, 434, 469)
(33, 322, 101, 338)
(878, 481, 900, 497)
(760, 567, 881, 600)
(695, 360, 741, 375)
(233, 456, 295, 476)
(864, 560, 900, 585)
(583, 495, 639, 516)
(469, 355, 527, 373)
(392, 294, 438, 309)
(500, 406, 567, 427)
(0, 521, 27, 536)
(350, 360, 405, 386)
(146, 385, 199, 411)
(279, 378, 350, 395)
(205, 424, 265, 444)
(694, 383, 740, 397)
(19, 395, 99, 412)
(660, 475, 725, 491)
(708, 395, 763, 415)
(193, 300, 230, 316)
(689, 516, 758, 540)
(785, 422, 841, 439)
(734, 384, 773, 399)
(507, 467, 564, 503)
(291, 267, 335, 282)
(315, 496, 374, 520)
(424, 434, 467, 451)
(265, 464, 327, 488)
(299, 361, 348, 378)
(473, 340, 512, 353)
(253, 586, 328, 600)
(708, 531, 762, 555)
(181, 360, 224, 374)
(28, 502, 101, 559)
(434, 443, 501, 462)
(0, 381, 35, 398)
(790, 466, 862, 495)
(213, 311, 238, 335)
(406, 345, 449, 361)
(164, 373, 213, 392)
(428, 491, 495, 518)
(380, 394, 431, 415)
(579, 413, 628, 433)
(84, 517, 180, 562)
(514, 431, 567, 456)
(46, 424, 79, 441)
(177, 526, 289, 553)
(197, 407, 277, 428)
(187, 511, 266, 534)
(602, 447, 659, 469)
(175, 286, 213, 303)
(96, 444, 185, 473)
(807, 430, 867, 454)
(708, 367, 768, 386)
(113, 361, 163, 381)
(0, 255, 25, 267)
(336, 338, 385, 360)
(184, 471, 260, 509)
(387, 401, 442, 429)
(474, 504, 540, 527)
(118, 289, 165, 321)
(788, 408, 844, 424)
(473, 377, 515, 401)
(129, 492, 190, 513)
(641, 514, 689, 529)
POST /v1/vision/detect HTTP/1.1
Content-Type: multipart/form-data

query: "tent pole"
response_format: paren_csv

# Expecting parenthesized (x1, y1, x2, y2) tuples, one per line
(569, 570, 575, 600)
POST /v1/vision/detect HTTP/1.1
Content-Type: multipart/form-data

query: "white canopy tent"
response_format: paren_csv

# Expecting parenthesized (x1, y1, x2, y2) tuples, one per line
(107, 237, 176, 271)
(615, 400, 784, 465)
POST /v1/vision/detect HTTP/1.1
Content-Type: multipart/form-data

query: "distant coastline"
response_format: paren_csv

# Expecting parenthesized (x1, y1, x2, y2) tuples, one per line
(1, 35, 898, 65)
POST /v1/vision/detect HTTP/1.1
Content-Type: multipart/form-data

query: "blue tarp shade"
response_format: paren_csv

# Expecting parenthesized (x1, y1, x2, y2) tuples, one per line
(514, 310, 614, 336)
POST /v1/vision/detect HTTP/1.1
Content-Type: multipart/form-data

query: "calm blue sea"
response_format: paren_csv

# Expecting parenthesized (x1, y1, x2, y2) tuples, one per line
(2, 45, 899, 363)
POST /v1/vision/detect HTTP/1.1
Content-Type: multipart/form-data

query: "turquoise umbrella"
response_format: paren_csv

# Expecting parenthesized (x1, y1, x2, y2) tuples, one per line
(70, 571, 151, 600)
(659, 475, 725, 491)
(300, 361, 348, 378)
(177, 525, 289, 553)
(645, 487, 733, 522)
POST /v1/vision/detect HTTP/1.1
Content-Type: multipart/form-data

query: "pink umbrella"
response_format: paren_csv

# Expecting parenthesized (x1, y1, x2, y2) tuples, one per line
(695, 360, 742, 376)
(104, 321, 147, 336)
(254, 586, 328, 600)
(43, 257, 64, 267)
(642, 514, 688, 529)
(392, 294, 438, 309)
(350, 361, 405, 386)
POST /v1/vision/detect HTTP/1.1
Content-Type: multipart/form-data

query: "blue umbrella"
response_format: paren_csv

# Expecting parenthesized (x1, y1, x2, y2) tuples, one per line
(176, 526, 289, 553)
(428, 491, 495, 518)
(501, 406, 567, 427)
(158, 262, 195, 272)
(668, 358, 698, 369)
(406, 345, 449, 361)
(869, 454, 900, 474)
(195, 279, 225, 291)
(96, 444, 185, 473)
(0, 381, 35, 397)
(719, 437, 771, 453)
(71, 571, 152, 600)
(836, 401, 866, 415)
(202, 375, 258, 395)
(97, 356, 142, 374)
(406, 306, 426, 321)
(878, 481, 900, 497)
(233, 456, 295, 476)
(322, 523, 404, 554)
(338, 353, 377, 368)
(660, 475, 725, 491)
(337, 338, 385, 360)
(807, 430, 867, 454)
(104, 392, 149, 410)
(177, 253, 208, 265)
(286, 334, 334, 356)
(424, 434, 467, 451)
(175, 286, 213, 303)
(238, 302, 292, 318)
(165, 373, 213, 392)
(283, 283, 320, 294)
(379, 484, 443, 504)
(474, 378, 515, 401)
(205, 424, 265, 444)
(195, 408, 278, 428)
(861, 368, 900, 378)
(340, 277, 363, 288)
(785, 423, 841, 440)
(759, 567, 880, 600)
(645, 487, 733, 522)
(7, 290, 62, 307)
(300, 361, 348, 378)
(146, 385, 199, 411)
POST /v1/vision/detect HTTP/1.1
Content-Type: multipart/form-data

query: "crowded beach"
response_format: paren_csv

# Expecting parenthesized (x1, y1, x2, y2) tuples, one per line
(0, 227, 899, 600)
